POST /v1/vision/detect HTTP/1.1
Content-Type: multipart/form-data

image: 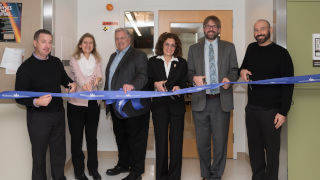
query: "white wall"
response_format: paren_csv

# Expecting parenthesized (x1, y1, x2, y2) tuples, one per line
(245, 0, 274, 48)
(233, 0, 274, 156)
(54, 0, 78, 161)
(0, 4, 276, 180)
(0, 104, 32, 179)
(0, 1, 78, 180)
(55, 0, 78, 61)
(77, 0, 249, 158)
(0, 0, 42, 179)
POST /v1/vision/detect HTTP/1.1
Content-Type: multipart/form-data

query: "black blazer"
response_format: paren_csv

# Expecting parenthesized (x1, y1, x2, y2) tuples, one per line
(104, 46, 150, 119)
(148, 56, 188, 105)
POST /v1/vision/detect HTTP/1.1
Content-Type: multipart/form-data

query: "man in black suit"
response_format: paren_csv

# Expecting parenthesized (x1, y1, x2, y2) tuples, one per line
(104, 28, 150, 180)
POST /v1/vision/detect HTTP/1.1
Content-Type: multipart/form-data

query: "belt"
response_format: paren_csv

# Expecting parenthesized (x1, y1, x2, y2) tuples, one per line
(206, 94, 220, 98)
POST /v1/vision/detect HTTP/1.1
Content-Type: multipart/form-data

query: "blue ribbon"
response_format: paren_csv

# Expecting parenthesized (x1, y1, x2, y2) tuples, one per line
(2, 74, 320, 117)
(105, 98, 143, 118)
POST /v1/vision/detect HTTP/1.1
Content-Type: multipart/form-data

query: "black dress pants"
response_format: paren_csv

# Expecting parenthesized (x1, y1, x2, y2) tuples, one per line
(151, 97, 185, 180)
(67, 101, 100, 175)
(245, 104, 281, 180)
(110, 106, 150, 176)
(27, 109, 66, 180)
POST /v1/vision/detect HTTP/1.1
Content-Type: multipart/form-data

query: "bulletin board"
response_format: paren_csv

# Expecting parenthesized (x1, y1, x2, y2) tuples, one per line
(0, 0, 41, 103)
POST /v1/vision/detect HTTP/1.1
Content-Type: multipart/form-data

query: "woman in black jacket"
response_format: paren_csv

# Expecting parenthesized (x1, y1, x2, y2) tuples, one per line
(148, 32, 188, 180)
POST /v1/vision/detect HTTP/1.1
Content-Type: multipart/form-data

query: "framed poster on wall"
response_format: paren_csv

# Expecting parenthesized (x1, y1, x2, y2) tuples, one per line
(312, 34, 320, 67)
(313, 34, 320, 59)
(0, 2, 22, 43)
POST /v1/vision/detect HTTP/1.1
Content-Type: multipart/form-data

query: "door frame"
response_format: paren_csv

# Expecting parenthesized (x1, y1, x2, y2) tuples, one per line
(158, 10, 234, 159)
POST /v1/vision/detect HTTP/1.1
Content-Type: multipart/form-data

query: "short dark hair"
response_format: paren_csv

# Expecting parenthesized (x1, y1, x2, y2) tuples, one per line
(33, 29, 52, 41)
(203, 15, 221, 29)
(155, 32, 182, 58)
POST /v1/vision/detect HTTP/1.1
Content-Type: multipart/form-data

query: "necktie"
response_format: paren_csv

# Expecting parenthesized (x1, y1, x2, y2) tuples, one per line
(209, 43, 218, 94)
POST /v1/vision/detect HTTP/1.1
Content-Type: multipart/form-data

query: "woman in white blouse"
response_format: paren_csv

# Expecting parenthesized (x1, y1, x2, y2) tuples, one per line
(148, 32, 188, 180)
(67, 33, 102, 180)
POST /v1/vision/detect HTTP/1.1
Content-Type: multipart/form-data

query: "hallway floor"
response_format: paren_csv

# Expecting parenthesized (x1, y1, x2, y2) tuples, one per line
(65, 153, 252, 180)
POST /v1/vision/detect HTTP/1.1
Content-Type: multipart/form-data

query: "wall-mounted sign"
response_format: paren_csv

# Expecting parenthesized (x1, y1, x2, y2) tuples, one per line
(0, 47, 24, 74)
(312, 34, 320, 67)
(102, 21, 118, 32)
(0, 2, 22, 43)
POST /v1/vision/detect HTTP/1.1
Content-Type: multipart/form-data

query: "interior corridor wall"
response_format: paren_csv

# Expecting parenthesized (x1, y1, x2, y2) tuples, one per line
(242, 0, 274, 155)
(54, 0, 78, 162)
(0, 1, 42, 179)
(0, 0, 78, 179)
(77, 0, 272, 158)
(77, 0, 247, 157)
(0, 1, 277, 180)
(287, 0, 320, 179)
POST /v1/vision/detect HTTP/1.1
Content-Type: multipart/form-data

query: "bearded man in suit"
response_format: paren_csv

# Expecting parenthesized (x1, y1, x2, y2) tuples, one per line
(187, 15, 239, 180)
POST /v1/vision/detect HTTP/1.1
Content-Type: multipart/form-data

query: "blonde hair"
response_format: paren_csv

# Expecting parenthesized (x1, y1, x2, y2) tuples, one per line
(73, 33, 101, 62)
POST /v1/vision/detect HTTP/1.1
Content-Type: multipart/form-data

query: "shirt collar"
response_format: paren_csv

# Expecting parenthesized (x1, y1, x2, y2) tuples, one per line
(205, 38, 218, 46)
(33, 52, 49, 60)
(157, 55, 179, 62)
(116, 45, 130, 54)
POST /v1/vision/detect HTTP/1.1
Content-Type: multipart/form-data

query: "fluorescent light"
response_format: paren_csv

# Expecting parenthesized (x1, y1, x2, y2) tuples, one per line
(125, 12, 142, 36)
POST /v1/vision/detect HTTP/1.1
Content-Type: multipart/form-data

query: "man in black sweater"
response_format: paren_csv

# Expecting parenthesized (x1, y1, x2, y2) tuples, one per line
(240, 19, 294, 180)
(15, 29, 76, 180)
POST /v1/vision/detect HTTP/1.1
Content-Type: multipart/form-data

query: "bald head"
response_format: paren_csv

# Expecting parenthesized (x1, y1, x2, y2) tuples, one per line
(254, 19, 270, 29)
(254, 19, 272, 46)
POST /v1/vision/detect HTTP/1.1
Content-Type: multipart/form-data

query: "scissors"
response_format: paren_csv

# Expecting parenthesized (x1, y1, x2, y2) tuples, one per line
(67, 82, 72, 93)
(163, 82, 180, 100)
(247, 74, 252, 91)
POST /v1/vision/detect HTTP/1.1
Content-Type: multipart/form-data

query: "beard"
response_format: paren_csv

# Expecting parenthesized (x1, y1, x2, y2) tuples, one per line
(205, 30, 219, 41)
(255, 31, 271, 44)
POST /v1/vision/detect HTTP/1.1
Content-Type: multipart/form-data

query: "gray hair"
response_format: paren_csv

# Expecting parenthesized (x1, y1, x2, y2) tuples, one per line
(115, 28, 131, 39)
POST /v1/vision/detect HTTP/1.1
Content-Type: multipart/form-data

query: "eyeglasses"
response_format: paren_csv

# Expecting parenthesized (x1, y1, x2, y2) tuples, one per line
(164, 43, 176, 48)
(204, 25, 218, 30)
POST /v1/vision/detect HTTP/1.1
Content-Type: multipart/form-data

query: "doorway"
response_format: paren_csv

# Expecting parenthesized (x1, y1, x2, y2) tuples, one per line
(158, 10, 234, 158)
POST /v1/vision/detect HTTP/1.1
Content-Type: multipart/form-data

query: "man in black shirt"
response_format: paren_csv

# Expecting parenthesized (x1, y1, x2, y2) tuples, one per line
(240, 19, 294, 180)
(15, 29, 76, 180)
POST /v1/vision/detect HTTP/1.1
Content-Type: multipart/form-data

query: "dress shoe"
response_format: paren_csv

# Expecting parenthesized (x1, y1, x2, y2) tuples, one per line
(75, 173, 88, 180)
(106, 165, 130, 176)
(89, 169, 101, 180)
(121, 173, 142, 180)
